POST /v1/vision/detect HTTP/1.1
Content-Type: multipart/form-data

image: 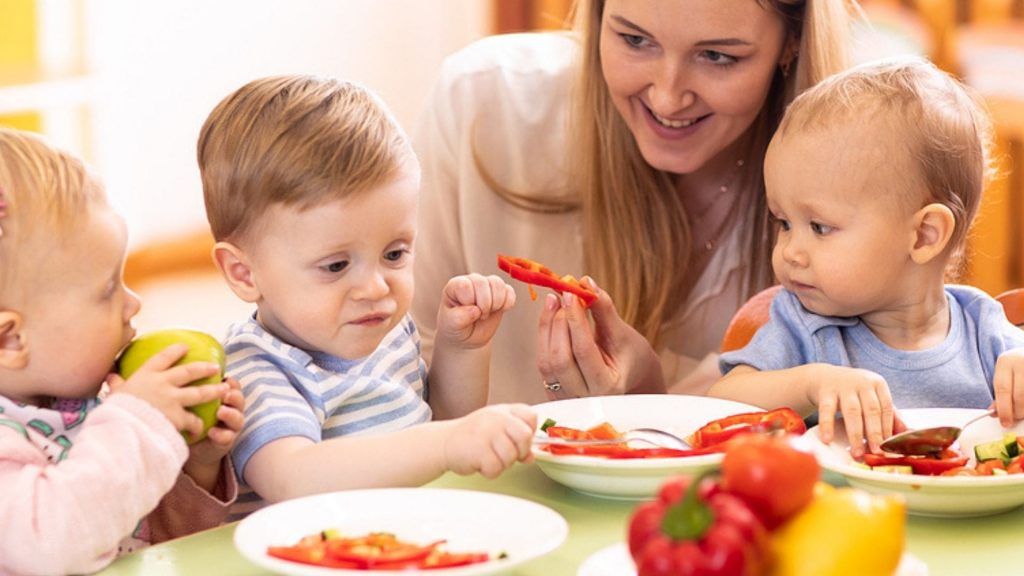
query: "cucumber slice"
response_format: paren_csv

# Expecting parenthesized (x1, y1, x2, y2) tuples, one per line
(974, 438, 1008, 462)
(1004, 432, 1020, 459)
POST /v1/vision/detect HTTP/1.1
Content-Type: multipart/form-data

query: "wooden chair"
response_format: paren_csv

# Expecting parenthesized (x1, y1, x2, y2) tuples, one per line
(996, 288, 1024, 327)
(720, 285, 783, 353)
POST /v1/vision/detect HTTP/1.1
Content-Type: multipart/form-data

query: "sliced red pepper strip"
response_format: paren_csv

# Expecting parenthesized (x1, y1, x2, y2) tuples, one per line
(862, 449, 969, 475)
(689, 407, 806, 449)
(542, 421, 724, 459)
(497, 254, 598, 307)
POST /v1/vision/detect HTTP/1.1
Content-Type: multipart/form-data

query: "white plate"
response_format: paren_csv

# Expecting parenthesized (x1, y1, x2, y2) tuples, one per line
(532, 395, 763, 499)
(234, 488, 568, 575)
(576, 543, 929, 576)
(804, 408, 1024, 517)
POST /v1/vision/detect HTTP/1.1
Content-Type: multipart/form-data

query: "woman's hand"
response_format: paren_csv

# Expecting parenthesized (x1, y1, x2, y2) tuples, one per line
(536, 277, 665, 399)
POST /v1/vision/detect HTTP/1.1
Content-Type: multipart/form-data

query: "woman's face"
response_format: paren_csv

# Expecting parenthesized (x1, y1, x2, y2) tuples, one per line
(599, 0, 791, 175)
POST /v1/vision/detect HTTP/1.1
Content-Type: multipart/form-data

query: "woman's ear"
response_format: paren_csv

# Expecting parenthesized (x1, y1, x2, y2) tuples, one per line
(909, 203, 956, 265)
(212, 241, 261, 303)
(0, 311, 28, 369)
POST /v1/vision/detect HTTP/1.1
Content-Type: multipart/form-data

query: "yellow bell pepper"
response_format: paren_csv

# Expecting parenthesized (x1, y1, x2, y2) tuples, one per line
(770, 484, 906, 576)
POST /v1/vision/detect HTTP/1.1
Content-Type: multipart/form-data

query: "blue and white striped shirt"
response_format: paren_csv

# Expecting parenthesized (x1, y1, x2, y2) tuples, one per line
(226, 313, 431, 518)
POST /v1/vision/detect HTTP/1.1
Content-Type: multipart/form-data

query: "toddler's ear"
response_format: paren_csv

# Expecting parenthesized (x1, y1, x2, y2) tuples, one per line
(909, 203, 955, 265)
(0, 311, 28, 369)
(212, 241, 261, 303)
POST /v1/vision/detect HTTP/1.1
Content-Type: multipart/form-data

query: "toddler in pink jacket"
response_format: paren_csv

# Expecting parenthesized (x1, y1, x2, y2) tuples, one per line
(0, 128, 243, 575)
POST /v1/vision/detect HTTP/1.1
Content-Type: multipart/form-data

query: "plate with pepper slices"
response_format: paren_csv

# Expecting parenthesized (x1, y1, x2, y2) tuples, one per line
(234, 488, 568, 575)
(804, 408, 1024, 517)
(531, 395, 805, 499)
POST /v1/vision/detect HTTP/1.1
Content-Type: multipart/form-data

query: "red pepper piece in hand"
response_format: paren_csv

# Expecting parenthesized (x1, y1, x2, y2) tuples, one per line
(497, 254, 598, 307)
(689, 407, 806, 449)
(628, 473, 768, 576)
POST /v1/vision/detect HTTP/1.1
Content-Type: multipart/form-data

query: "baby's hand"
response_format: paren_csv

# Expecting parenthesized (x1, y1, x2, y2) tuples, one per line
(436, 273, 516, 349)
(810, 366, 896, 458)
(444, 404, 537, 478)
(107, 343, 226, 441)
(993, 349, 1024, 426)
(184, 377, 245, 492)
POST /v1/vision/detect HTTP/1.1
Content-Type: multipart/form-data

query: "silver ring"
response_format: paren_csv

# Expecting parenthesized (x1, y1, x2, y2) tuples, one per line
(543, 380, 562, 392)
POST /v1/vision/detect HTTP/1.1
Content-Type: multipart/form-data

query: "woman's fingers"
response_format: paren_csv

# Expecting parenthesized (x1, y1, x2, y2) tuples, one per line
(537, 294, 587, 397)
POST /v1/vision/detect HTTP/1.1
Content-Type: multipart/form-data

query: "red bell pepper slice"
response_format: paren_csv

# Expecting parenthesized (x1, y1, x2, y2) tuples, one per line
(689, 407, 806, 449)
(861, 448, 969, 476)
(267, 532, 490, 571)
(542, 421, 723, 459)
(497, 254, 598, 307)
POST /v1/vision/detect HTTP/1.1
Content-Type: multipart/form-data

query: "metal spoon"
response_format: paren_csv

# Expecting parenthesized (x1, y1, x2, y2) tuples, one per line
(533, 427, 691, 450)
(880, 409, 997, 456)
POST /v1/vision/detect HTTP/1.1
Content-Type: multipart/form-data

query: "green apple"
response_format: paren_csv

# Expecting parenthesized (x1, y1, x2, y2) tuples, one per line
(117, 327, 226, 444)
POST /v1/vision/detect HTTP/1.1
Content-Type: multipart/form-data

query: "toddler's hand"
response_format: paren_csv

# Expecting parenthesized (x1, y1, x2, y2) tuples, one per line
(810, 366, 896, 458)
(993, 349, 1024, 426)
(184, 376, 245, 492)
(107, 343, 226, 441)
(444, 404, 537, 478)
(187, 376, 245, 466)
(437, 274, 516, 349)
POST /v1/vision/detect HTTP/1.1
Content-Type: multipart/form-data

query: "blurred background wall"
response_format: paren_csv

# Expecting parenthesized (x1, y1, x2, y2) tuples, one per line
(1, 0, 1022, 327)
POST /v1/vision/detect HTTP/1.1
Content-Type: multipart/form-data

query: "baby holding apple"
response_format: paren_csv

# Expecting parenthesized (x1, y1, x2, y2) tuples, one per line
(197, 75, 537, 516)
(0, 128, 245, 575)
(710, 58, 1024, 458)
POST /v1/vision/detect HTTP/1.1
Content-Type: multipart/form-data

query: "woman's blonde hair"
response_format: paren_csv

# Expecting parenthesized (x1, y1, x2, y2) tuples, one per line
(777, 57, 993, 277)
(486, 0, 851, 347)
(198, 75, 413, 244)
(0, 128, 104, 295)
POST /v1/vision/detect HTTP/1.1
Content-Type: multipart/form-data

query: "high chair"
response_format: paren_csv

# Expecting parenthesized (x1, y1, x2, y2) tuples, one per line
(996, 287, 1024, 327)
(720, 285, 782, 353)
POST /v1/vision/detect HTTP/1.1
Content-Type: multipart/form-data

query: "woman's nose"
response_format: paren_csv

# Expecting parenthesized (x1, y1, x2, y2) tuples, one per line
(648, 59, 696, 114)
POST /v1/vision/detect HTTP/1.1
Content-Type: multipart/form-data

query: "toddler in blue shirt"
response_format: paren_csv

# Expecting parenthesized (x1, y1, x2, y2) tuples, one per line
(710, 58, 1024, 457)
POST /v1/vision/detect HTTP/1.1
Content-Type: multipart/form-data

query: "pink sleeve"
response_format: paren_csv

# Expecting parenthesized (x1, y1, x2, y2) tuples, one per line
(148, 457, 239, 543)
(0, 394, 187, 576)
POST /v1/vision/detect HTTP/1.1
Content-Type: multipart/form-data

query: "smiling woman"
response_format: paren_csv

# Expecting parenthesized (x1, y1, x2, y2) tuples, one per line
(411, 0, 856, 405)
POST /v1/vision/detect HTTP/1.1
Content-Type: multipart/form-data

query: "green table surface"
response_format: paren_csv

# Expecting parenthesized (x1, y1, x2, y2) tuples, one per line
(99, 464, 1024, 576)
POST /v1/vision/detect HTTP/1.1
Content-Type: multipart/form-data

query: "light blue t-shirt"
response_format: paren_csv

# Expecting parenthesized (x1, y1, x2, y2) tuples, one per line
(226, 313, 431, 517)
(720, 285, 1024, 408)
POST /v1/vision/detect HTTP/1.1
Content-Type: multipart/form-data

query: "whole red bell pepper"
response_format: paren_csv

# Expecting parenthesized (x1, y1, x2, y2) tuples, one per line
(497, 254, 598, 307)
(628, 473, 769, 576)
(689, 407, 806, 449)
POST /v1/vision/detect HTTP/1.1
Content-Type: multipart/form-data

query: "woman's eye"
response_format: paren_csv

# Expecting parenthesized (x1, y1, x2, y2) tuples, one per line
(323, 260, 348, 273)
(619, 33, 649, 49)
(700, 50, 739, 66)
(810, 222, 833, 235)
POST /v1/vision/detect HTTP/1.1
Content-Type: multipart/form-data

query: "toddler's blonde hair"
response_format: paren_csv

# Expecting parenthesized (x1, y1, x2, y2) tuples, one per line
(0, 128, 104, 296)
(197, 75, 413, 244)
(776, 57, 993, 267)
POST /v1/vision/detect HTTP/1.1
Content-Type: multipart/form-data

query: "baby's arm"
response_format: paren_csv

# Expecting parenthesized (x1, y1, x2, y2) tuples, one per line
(243, 404, 536, 503)
(993, 348, 1024, 426)
(0, 395, 187, 575)
(709, 363, 896, 457)
(428, 273, 516, 418)
(147, 377, 244, 542)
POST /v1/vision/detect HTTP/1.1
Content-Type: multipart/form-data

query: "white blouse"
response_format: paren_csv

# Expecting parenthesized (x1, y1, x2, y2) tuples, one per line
(411, 32, 751, 404)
